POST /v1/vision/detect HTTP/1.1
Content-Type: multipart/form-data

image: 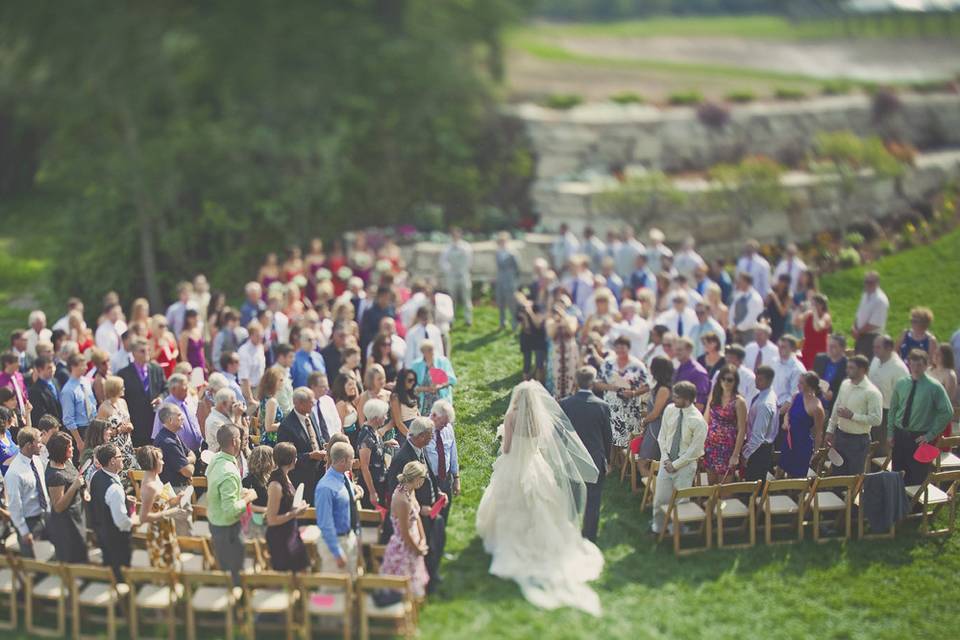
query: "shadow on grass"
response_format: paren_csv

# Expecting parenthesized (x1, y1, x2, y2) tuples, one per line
(454, 331, 502, 353)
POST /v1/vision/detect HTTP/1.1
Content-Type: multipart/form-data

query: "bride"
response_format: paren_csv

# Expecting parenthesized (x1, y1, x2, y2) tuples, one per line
(476, 380, 604, 616)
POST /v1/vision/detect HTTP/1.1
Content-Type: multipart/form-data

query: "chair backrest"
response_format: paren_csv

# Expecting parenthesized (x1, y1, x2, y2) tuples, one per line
(122, 567, 175, 587)
(241, 570, 295, 590)
(190, 475, 208, 499)
(181, 570, 233, 588)
(673, 484, 717, 502)
(930, 469, 960, 490)
(940, 435, 960, 450)
(716, 480, 761, 500)
(18, 558, 64, 579)
(298, 572, 351, 593)
(299, 507, 317, 523)
(811, 474, 860, 492)
(764, 478, 810, 494)
(178, 536, 215, 569)
(65, 563, 116, 585)
(359, 508, 382, 527)
(357, 574, 410, 595)
(368, 545, 387, 574)
(128, 469, 146, 498)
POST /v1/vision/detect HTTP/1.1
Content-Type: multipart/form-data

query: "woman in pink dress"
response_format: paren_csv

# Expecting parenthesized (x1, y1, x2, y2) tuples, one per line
(703, 364, 747, 484)
(381, 461, 430, 598)
(178, 309, 206, 377)
(796, 293, 831, 370)
(258, 252, 281, 298)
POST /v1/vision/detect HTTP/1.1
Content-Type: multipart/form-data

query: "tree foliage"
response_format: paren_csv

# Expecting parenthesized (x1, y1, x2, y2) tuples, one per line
(596, 171, 686, 228)
(0, 1, 534, 306)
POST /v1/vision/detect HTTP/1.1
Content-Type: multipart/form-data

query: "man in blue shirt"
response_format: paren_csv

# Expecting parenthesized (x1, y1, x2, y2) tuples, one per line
(60, 352, 96, 452)
(314, 441, 358, 577)
(742, 366, 778, 482)
(291, 329, 325, 389)
(425, 399, 460, 520)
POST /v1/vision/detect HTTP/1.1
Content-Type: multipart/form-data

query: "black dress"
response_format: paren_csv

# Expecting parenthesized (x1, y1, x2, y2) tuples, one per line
(697, 355, 727, 381)
(765, 293, 789, 341)
(45, 462, 89, 563)
(265, 469, 310, 572)
(357, 424, 387, 509)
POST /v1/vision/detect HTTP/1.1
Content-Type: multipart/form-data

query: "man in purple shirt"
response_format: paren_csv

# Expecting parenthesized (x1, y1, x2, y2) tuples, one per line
(673, 337, 711, 412)
(150, 372, 203, 451)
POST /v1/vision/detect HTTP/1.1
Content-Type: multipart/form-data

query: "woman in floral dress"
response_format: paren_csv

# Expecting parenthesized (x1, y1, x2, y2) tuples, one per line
(381, 461, 430, 598)
(136, 446, 183, 569)
(96, 376, 139, 487)
(595, 336, 649, 448)
(547, 302, 579, 401)
(703, 364, 747, 484)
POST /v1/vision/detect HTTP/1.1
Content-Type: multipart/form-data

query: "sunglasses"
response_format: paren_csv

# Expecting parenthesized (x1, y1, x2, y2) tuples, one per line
(721, 377, 736, 383)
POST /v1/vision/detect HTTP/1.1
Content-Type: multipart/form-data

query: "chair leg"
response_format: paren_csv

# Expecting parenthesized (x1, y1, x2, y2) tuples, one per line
(186, 594, 196, 640)
(360, 603, 369, 640)
(673, 512, 681, 555)
(128, 594, 138, 640)
(72, 587, 81, 640)
(107, 602, 117, 640)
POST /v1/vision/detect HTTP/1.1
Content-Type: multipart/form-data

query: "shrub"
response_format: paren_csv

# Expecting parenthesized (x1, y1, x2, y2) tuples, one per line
(878, 239, 896, 255)
(725, 89, 756, 103)
(909, 79, 958, 94)
(668, 90, 704, 106)
(708, 155, 788, 215)
(837, 247, 862, 267)
(884, 140, 917, 166)
(544, 94, 583, 110)
(774, 87, 806, 101)
(845, 232, 865, 247)
(871, 87, 901, 121)
(609, 91, 645, 105)
(697, 101, 730, 129)
(821, 80, 854, 96)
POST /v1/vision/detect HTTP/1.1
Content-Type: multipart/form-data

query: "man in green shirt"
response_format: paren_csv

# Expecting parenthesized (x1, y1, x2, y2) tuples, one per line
(888, 349, 953, 485)
(206, 423, 258, 585)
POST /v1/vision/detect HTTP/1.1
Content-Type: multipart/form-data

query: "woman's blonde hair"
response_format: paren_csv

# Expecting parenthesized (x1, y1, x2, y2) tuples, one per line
(104, 375, 124, 399)
(397, 460, 427, 485)
(248, 445, 275, 487)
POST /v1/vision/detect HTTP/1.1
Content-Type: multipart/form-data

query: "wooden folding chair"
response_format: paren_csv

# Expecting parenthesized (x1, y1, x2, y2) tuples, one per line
(20, 558, 68, 637)
(0, 553, 19, 630)
(935, 435, 960, 472)
(127, 469, 146, 500)
(715, 481, 761, 549)
(123, 567, 181, 640)
(368, 544, 388, 574)
(178, 536, 216, 572)
(356, 574, 416, 640)
(298, 573, 353, 640)
(856, 471, 901, 539)
(759, 478, 810, 545)
(870, 447, 892, 472)
(805, 474, 860, 543)
(240, 570, 298, 640)
(807, 448, 829, 478)
(906, 469, 960, 537)
(191, 476, 209, 519)
(359, 508, 383, 548)
(182, 570, 237, 640)
(67, 563, 127, 640)
(657, 484, 717, 555)
(640, 460, 659, 509)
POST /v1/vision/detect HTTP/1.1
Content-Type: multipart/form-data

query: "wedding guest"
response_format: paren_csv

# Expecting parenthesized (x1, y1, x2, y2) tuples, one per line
(110, 331, 134, 374)
(210, 309, 245, 373)
(321, 322, 348, 378)
(629, 253, 655, 294)
(78, 420, 115, 485)
(411, 340, 457, 415)
(272, 343, 295, 414)
(646, 228, 673, 275)
(735, 239, 771, 298)
(359, 287, 395, 356)
(25, 310, 52, 360)
(697, 332, 726, 380)
(0, 407, 18, 474)
(744, 323, 778, 373)
(165, 281, 197, 338)
(358, 365, 392, 433)
(826, 356, 882, 475)
(277, 387, 326, 507)
(136, 446, 183, 570)
(315, 441, 360, 577)
(896, 306, 938, 361)
(6, 428, 50, 557)
(765, 274, 792, 341)
(440, 227, 474, 326)
(851, 271, 889, 357)
(614, 226, 644, 281)
(657, 294, 698, 339)
(673, 236, 706, 281)
(404, 307, 445, 368)
(772, 335, 806, 416)
(291, 329, 325, 389)
(742, 366, 778, 482)
(703, 365, 747, 484)
(888, 349, 953, 485)
(547, 302, 579, 400)
(780, 373, 826, 478)
(332, 373, 361, 449)
(237, 320, 266, 407)
(0, 351, 29, 428)
(382, 461, 431, 597)
(61, 352, 97, 452)
(242, 445, 274, 540)
(309, 372, 342, 440)
(772, 243, 808, 295)
(813, 334, 848, 415)
(265, 442, 310, 572)
(651, 382, 707, 534)
(796, 294, 832, 370)
(868, 334, 910, 457)
(390, 369, 420, 444)
(150, 373, 203, 451)
(257, 366, 285, 447)
(44, 432, 88, 563)
(704, 281, 729, 332)
(425, 399, 460, 518)
(116, 338, 166, 447)
(637, 356, 674, 478)
(728, 273, 765, 345)
(594, 336, 648, 449)
(690, 303, 725, 360)
(149, 315, 179, 378)
(94, 303, 126, 358)
(179, 309, 207, 375)
(494, 235, 520, 330)
(206, 425, 258, 585)
(673, 338, 710, 412)
(356, 398, 393, 510)
(205, 388, 244, 453)
(87, 348, 111, 405)
(367, 332, 401, 387)
(90, 443, 138, 578)
(929, 344, 958, 443)
(154, 403, 195, 494)
(28, 355, 61, 426)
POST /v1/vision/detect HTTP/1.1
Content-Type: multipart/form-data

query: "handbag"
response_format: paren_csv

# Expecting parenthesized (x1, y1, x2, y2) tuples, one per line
(372, 588, 404, 607)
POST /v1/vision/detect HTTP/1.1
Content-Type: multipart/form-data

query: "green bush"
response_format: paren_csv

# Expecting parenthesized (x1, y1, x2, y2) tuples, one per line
(845, 232, 865, 247)
(668, 90, 704, 106)
(821, 80, 854, 96)
(544, 93, 583, 110)
(609, 91, 645, 105)
(813, 131, 905, 179)
(837, 247, 862, 267)
(774, 87, 806, 101)
(909, 79, 956, 94)
(725, 89, 756, 103)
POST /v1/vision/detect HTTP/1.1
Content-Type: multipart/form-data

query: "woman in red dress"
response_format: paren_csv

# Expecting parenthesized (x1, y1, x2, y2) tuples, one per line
(796, 293, 832, 370)
(149, 315, 179, 379)
(258, 253, 281, 299)
(281, 246, 304, 283)
(325, 239, 349, 296)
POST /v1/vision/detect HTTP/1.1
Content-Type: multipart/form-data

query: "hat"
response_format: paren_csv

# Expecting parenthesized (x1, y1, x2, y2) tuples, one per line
(913, 442, 940, 464)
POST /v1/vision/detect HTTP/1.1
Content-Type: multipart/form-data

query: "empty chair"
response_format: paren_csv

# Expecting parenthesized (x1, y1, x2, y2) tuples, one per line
(640, 460, 660, 510)
(805, 475, 860, 542)
(759, 478, 810, 545)
(359, 507, 384, 548)
(906, 469, 960, 537)
(123, 567, 182, 640)
(20, 557, 68, 637)
(656, 485, 717, 555)
(715, 481, 761, 549)
(298, 573, 353, 640)
(935, 435, 960, 472)
(0, 553, 19, 630)
(357, 574, 416, 640)
(240, 570, 298, 640)
(67, 563, 128, 640)
(183, 570, 238, 640)
(178, 536, 216, 572)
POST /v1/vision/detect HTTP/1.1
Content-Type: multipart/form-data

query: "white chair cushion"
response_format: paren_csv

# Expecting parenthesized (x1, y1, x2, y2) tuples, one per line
(32, 575, 65, 599)
(306, 591, 346, 615)
(767, 495, 799, 515)
(814, 491, 847, 511)
(181, 553, 204, 572)
(658, 500, 706, 522)
(364, 594, 408, 619)
(717, 498, 749, 519)
(79, 581, 122, 606)
(136, 583, 182, 609)
(32, 541, 55, 561)
(905, 484, 950, 504)
(131, 550, 151, 568)
(360, 527, 379, 546)
(0, 569, 15, 593)
(299, 525, 321, 545)
(938, 452, 960, 469)
(191, 586, 233, 611)
(871, 456, 889, 469)
(192, 521, 211, 539)
(250, 588, 291, 612)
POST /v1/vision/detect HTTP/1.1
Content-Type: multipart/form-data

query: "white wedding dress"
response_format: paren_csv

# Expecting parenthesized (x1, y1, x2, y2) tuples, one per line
(476, 381, 604, 616)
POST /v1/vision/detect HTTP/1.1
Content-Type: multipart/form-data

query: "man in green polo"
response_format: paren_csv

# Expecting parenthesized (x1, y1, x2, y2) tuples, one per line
(206, 423, 258, 586)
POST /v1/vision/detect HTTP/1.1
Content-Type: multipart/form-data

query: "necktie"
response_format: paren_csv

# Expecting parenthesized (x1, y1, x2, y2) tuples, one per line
(343, 475, 359, 532)
(669, 409, 684, 461)
(315, 401, 330, 441)
(677, 314, 684, 337)
(416, 449, 437, 503)
(435, 429, 447, 483)
(753, 348, 762, 372)
(734, 294, 748, 325)
(901, 379, 919, 430)
(302, 414, 319, 452)
(31, 459, 48, 511)
(46, 379, 59, 401)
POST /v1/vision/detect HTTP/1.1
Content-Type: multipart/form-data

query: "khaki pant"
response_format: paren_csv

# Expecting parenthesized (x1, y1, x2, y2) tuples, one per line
(318, 531, 359, 578)
(652, 462, 697, 533)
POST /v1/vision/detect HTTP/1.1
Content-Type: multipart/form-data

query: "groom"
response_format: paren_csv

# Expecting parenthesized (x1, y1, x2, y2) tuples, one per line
(560, 366, 612, 543)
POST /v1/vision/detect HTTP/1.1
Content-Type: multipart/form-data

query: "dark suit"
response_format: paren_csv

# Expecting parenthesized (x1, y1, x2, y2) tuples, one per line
(277, 410, 326, 506)
(118, 362, 167, 447)
(28, 378, 62, 425)
(54, 361, 70, 389)
(320, 344, 342, 380)
(383, 440, 445, 590)
(559, 389, 613, 543)
(813, 354, 847, 414)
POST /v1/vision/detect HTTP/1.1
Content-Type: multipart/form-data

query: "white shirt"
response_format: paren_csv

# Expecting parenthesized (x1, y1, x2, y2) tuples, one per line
(828, 377, 883, 435)
(736, 254, 772, 298)
(5, 452, 51, 535)
(771, 355, 806, 406)
(712, 364, 757, 404)
(103, 470, 134, 532)
(855, 288, 890, 333)
(608, 316, 651, 360)
(673, 249, 706, 280)
(365, 334, 407, 362)
(561, 272, 594, 313)
(237, 340, 266, 390)
(25, 328, 52, 359)
(744, 341, 779, 372)
(52, 314, 71, 333)
(95, 320, 126, 357)
(404, 323, 445, 368)
(110, 347, 133, 374)
(614, 238, 645, 280)
(398, 292, 428, 330)
(205, 408, 232, 452)
(657, 403, 708, 470)
(655, 307, 699, 339)
(646, 242, 674, 276)
(868, 354, 910, 409)
(728, 288, 765, 332)
(312, 395, 342, 437)
(551, 231, 580, 271)
(773, 256, 808, 294)
(164, 300, 197, 338)
(266, 310, 290, 346)
(439, 240, 473, 278)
